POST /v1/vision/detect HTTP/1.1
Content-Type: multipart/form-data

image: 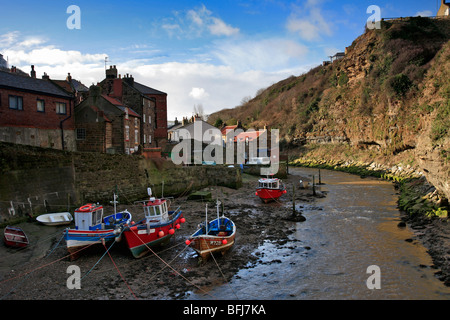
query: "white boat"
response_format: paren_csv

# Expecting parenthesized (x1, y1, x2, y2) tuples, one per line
(36, 212, 73, 226)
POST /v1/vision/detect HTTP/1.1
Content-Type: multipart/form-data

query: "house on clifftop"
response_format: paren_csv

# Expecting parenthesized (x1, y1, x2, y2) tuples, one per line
(437, 0, 450, 16)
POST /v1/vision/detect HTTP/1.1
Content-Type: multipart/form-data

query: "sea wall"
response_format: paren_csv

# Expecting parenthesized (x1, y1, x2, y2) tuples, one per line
(0, 142, 241, 224)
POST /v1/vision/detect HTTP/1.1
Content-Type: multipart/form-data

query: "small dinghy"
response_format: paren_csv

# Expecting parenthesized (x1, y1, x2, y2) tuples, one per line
(4, 226, 29, 248)
(36, 212, 73, 226)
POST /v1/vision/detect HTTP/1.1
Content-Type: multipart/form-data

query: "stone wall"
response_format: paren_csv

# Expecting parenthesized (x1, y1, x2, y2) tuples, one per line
(0, 142, 241, 224)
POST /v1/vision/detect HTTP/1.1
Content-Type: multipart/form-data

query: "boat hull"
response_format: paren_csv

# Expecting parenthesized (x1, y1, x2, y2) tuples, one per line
(123, 211, 184, 258)
(37, 212, 73, 226)
(64, 228, 120, 259)
(4, 226, 29, 248)
(256, 188, 286, 203)
(190, 235, 235, 260)
(189, 217, 236, 260)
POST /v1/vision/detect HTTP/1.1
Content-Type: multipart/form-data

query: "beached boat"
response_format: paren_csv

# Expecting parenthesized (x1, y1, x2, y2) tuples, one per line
(186, 201, 236, 261)
(36, 212, 73, 226)
(122, 188, 185, 258)
(4, 226, 29, 248)
(64, 198, 132, 259)
(255, 177, 287, 203)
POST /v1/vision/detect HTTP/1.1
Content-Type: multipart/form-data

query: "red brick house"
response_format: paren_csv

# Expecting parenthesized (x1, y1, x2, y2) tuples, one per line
(75, 86, 141, 154)
(0, 67, 75, 150)
(99, 66, 168, 151)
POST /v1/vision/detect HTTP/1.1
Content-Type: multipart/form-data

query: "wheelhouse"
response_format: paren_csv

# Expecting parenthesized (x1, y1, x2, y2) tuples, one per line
(144, 198, 169, 222)
(74, 204, 104, 231)
(258, 178, 282, 190)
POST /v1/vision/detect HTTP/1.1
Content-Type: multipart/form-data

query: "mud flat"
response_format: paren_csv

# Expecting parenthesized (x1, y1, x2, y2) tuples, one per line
(0, 172, 317, 300)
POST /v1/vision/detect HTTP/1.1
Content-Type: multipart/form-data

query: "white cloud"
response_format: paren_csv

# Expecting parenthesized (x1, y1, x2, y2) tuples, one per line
(164, 4, 239, 38)
(0, 31, 311, 121)
(189, 87, 209, 100)
(209, 17, 240, 36)
(213, 38, 308, 72)
(286, 3, 333, 41)
(415, 10, 433, 17)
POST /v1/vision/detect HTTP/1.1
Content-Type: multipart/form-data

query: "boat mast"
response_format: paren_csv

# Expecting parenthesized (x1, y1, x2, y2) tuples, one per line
(205, 204, 208, 234)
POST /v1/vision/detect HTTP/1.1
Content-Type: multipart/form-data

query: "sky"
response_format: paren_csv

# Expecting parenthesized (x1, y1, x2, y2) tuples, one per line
(0, 0, 441, 121)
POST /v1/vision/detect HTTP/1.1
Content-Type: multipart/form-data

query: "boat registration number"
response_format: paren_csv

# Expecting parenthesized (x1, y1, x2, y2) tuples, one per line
(138, 229, 155, 234)
(210, 241, 222, 245)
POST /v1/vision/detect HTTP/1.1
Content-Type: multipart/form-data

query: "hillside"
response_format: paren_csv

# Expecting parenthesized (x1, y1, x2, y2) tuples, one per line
(208, 16, 450, 201)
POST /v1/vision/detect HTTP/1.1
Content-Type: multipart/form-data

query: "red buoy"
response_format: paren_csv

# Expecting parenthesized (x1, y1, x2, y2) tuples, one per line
(180, 217, 186, 223)
(185, 239, 191, 245)
(169, 228, 175, 235)
(222, 239, 227, 245)
(158, 230, 164, 237)
(175, 224, 181, 229)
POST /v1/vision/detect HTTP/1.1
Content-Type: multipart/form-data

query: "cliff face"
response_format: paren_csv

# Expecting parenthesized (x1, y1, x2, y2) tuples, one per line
(209, 17, 450, 200)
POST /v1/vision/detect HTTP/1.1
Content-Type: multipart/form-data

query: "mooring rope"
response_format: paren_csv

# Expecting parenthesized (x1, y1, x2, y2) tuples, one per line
(203, 238, 239, 300)
(128, 227, 217, 299)
(102, 242, 138, 300)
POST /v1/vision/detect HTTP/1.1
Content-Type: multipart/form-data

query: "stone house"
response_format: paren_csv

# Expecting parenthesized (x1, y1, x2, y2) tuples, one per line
(99, 66, 168, 151)
(0, 67, 75, 151)
(75, 86, 141, 154)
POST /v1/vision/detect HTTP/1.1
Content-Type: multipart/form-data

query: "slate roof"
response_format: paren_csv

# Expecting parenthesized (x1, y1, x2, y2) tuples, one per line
(101, 94, 140, 117)
(130, 81, 166, 95)
(0, 70, 72, 99)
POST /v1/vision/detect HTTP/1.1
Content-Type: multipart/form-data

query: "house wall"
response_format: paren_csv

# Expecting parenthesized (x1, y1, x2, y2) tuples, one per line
(0, 87, 75, 150)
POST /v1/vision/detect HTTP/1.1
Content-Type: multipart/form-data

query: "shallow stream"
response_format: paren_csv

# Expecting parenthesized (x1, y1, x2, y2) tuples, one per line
(187, 167, 450, 300)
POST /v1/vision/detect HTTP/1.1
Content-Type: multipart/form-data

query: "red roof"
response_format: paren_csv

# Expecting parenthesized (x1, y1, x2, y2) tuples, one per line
(235, 130, 265, 142)
(221, 125, 238, 135)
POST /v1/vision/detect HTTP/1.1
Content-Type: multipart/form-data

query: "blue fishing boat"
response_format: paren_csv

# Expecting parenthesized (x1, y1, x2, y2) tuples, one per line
(64, 197, 132, 260)
(186, 201, 236, 260)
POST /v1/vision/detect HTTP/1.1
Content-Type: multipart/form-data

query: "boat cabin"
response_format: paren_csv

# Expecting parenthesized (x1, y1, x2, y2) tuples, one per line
(144, 198, 169, 222)
(258, 178, 282, 190)
(74, 204, 104, 231)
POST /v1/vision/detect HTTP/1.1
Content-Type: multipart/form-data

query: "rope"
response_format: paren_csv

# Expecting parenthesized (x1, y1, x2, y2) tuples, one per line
(45, 233, 65, 258)
(128, 227, 216, 299)
(102, 242, 138, 300)
(204, 239, 239, 299)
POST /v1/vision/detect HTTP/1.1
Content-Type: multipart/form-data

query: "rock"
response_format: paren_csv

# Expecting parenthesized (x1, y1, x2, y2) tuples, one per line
(397, 221, 407, 228)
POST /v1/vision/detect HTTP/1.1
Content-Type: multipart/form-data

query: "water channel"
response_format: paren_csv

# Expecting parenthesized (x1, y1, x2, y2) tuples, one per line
(187, 167, 450, 300)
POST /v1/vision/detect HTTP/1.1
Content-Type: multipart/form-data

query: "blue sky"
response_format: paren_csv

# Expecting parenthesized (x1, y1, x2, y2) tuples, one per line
(0, 0, 441, 120)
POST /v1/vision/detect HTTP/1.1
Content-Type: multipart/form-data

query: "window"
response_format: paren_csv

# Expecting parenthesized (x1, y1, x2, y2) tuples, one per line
(143, 113, 146, 123)
(135, 129, 139, 145)
(76, 128, 86, 140)
(37, 99, 45, 112)
(148, 115, 151, 124)
(9, 95, 23, 110)
(148, 135, 151, 144)
(134, 117, 138, 127)
(56, 102, 66, 114)
(143, 135, 146, 144)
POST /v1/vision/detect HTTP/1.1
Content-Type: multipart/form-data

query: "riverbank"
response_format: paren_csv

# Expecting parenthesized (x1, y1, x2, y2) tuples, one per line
(291, 158, 450, 287)
(0, 172, 317, 300)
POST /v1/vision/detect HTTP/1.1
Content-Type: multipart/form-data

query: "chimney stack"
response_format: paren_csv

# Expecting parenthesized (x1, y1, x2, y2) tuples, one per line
(30, 65, 36, 78)
(66, 72, 72, 82)
(42, 72, 50, 80)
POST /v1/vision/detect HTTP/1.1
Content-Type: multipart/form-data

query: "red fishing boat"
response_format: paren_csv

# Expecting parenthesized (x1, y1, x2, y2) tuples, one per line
(123, 189, 185, 258)
(3, 226, 29, 248)
(255, 177, 286, 203)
